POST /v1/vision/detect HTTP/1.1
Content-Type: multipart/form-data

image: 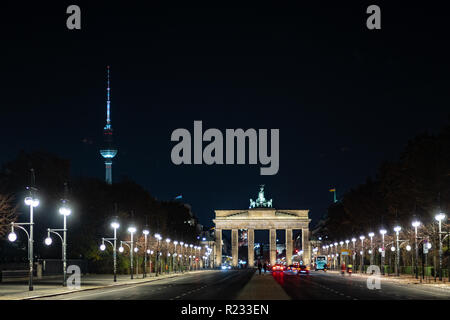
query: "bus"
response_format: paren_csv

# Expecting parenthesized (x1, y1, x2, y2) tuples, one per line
(314, 255, 328, 271)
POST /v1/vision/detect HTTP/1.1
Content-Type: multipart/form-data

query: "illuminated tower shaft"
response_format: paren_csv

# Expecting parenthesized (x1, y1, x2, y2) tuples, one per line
(99, 66, 118, 184)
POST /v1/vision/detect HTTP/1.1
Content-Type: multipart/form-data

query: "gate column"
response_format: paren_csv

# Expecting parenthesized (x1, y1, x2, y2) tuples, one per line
(215, 228, 222, 267)
(232, 229, 239, 267)
(286, 229, 293, 265)
(269, 229, 277, 266)
(247, 228, 254, 268)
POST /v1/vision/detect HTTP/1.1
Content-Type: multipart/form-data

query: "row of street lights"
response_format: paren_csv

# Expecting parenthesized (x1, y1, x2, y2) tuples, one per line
(321, 213, 447, 280)
(99, 219, 205, 281)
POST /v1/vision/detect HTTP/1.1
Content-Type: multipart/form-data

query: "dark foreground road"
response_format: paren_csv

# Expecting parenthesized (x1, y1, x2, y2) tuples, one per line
(36, 270, 255, 300)
(272, 270, 450, 300)
(33, 269, 450, 300)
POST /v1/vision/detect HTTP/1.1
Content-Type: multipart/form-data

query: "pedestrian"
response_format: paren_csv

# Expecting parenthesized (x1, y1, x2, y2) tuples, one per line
(263, 261, 267, 273)
(257, 259, 262, 274)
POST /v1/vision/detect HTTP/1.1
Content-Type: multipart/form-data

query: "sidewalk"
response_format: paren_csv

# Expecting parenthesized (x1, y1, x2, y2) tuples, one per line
(327, 270, 450, 291)
(0, 270, 215, 300)
(236, 271, 290, 300)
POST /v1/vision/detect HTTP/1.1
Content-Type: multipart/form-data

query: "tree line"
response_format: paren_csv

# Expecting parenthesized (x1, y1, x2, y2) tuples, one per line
(0, 150, 200, 273)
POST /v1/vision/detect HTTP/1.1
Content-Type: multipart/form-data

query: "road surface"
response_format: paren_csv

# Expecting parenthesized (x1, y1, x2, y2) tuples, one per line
(33, 269, 450, 300)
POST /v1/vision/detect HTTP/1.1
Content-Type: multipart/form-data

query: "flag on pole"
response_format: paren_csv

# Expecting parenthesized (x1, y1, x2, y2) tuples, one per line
(329, 188, 336, 192)
(175, 195, 182, 200)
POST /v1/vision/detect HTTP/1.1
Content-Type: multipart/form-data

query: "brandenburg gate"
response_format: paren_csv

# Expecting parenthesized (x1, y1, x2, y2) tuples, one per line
(213, 186, 311, 268)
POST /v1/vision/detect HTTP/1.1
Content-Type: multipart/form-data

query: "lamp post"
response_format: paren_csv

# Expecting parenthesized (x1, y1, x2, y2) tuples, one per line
(173, 241, 179, 272)
(11, 191, 40, 291)
(329, 244, 334, 269)
(154, 233, 162, 276)
(394, 226, 401, 276)
(351, 238, 356, 271)
(435, 213, 445, 281)
(128, 226, 136, 279)
(189, 244, 194, 270)
(143, 227, 150, 278)
(412, 221, 420, 279)
(180, 241, 185, 272)
(359, 236, 365, 273)
(368, 232, 374, 265)
(165, 238, 171, 273)
(184, 243, 189, 271)
(379, 229, 387, 275)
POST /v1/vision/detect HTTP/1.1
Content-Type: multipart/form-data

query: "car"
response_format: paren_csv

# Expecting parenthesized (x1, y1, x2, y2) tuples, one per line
(298, 265, 310, 274)
(271, 264, 286, 272)
(221, 264, 231, 270)
(287, 264, 301, 272)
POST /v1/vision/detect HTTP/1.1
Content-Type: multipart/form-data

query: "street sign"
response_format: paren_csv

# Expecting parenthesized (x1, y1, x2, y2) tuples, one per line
(340, 249, 351, 255)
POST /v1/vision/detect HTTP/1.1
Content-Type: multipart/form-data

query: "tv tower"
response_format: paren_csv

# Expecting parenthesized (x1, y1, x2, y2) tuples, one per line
(99, 66, 118, 184)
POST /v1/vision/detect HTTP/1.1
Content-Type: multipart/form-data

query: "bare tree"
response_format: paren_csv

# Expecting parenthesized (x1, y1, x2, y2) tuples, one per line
(0, 194, 17, 237)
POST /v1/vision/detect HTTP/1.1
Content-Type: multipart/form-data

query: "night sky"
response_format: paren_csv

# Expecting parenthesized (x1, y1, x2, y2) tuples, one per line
(1, 2, 449, 227)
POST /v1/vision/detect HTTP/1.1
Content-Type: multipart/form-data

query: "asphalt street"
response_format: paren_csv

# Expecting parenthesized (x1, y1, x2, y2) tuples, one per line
(272, 270, 450, 300)
(32, 269, 450, 300)
(36, 270, 255, 300)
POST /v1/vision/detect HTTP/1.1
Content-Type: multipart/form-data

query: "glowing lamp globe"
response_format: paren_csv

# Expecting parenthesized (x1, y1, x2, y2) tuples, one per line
(406, 245, 411, 251)
(134, 247, 138, 252)
(128, 227, 136, 233)
(111, 221, 120, 229)
(100, 244, 106, 251)
(59, 206, 71, 216)
(8, 232, 17, 242)
(391, 246, 396, 252)
(119, 246, 124, 253)
(412, 221, 420, 228)
(45, 237, 53, 246)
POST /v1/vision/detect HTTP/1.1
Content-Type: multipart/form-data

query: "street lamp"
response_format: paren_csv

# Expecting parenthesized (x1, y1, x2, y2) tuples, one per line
(379, 229, 387, 275)
(128, 226, 136, 279)
(351, 238, 356, 270)
(99, 218, 120, 281)
(368, 232, 375, 265)
(10, 189, 40, 291)
(154, 233, 162, 276)
(359, 236, 365, 273)
(173, 241, 179, 272)
(394, 226, 401, 276)
(412, 220, 420, 279)
(180, 241, 185, 272)
(143, 226, 150, 278)
(166, 238, 171, 273)
(189, 244, 193, 270)
(435, 213, 446, 281)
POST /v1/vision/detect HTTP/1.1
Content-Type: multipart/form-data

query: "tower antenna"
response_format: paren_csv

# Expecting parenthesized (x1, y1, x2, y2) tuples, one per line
(99, 66, 118, 184)
(106, 65, 111, 129)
